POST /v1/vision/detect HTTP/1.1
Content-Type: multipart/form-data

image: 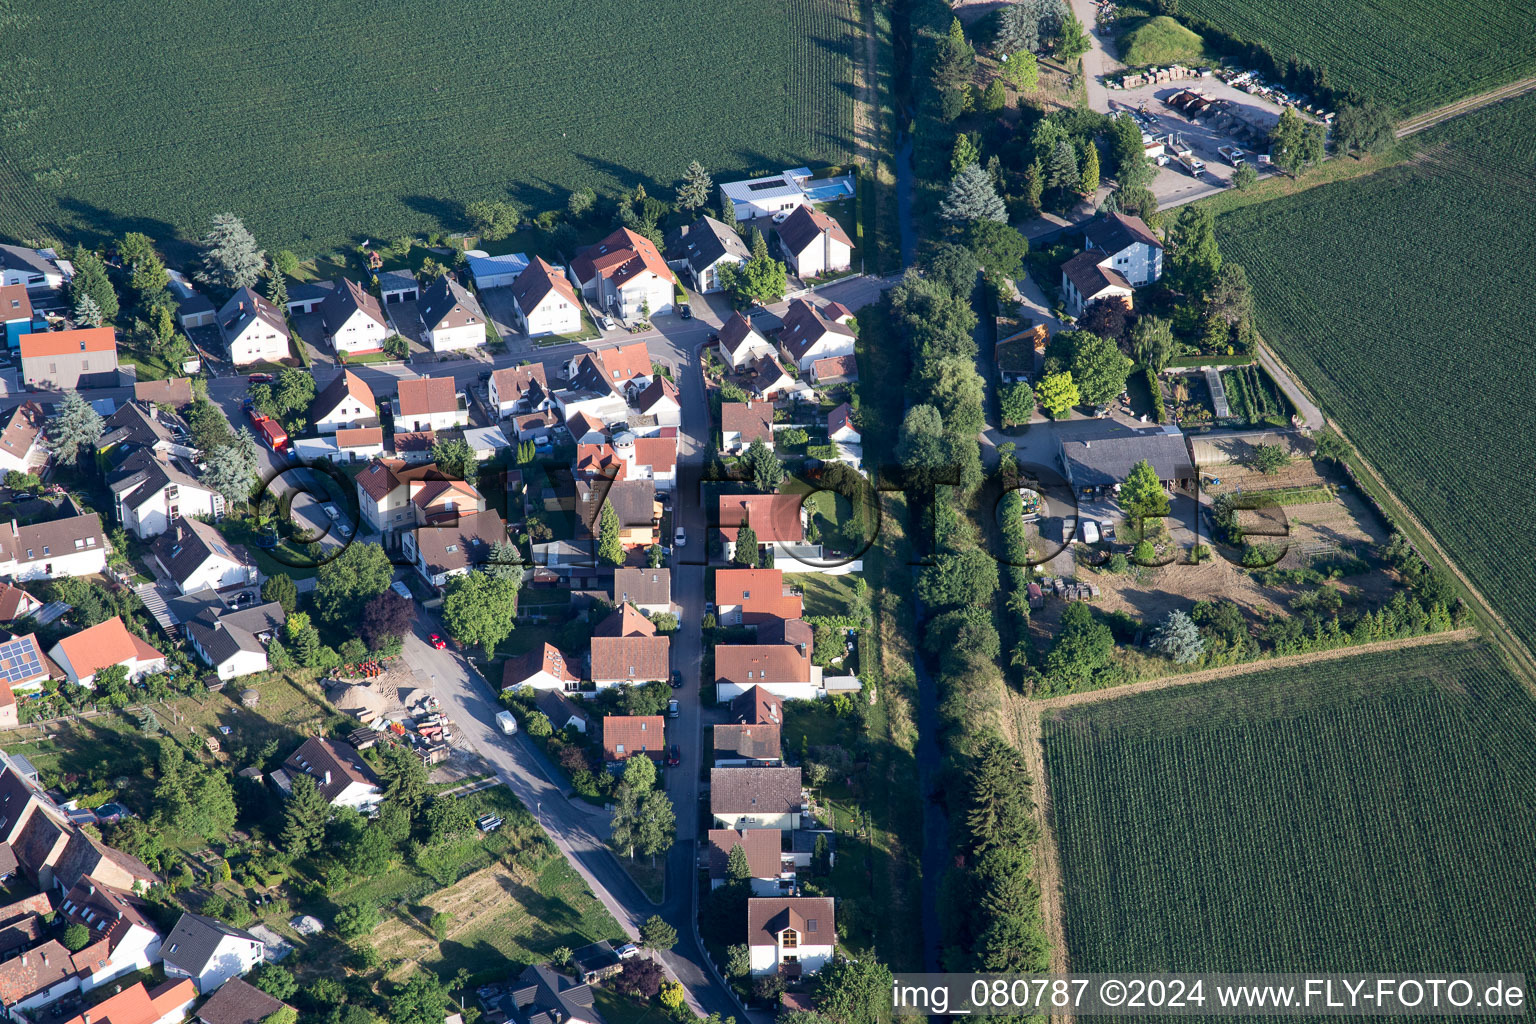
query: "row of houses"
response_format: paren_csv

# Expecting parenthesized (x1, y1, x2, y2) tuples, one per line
(666, 207, 852, 291)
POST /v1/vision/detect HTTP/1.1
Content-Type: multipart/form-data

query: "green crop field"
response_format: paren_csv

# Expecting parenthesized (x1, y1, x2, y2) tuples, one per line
(1173, 0, 1536, 112)
(1214, 94, 1536, 654)
(0, 0, 859, 253)
(1042, 641, 1536, 981)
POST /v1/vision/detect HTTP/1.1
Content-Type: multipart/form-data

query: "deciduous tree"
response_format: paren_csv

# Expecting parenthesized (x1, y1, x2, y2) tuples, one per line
(362, 590, 415, 651)
(313, 542, 393, 625)
(1063, 330, 1133, 405)
(441, 572, 519, 657)
(1119, 458, 1170, 526)
(1035, 371, 1079, 418)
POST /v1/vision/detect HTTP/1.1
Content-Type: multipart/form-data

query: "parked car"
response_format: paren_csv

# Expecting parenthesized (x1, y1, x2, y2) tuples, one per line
(673, 526, 686, 547)
(428, 634, 448, 650)
(666, 745, 681, 767)
(667, 698, 680, 718)
(601, 316, 616, 331)
(670, 670, 683, 689)
(1079, 520, 1101, 545)
(247, 372, 273, 384)
(323, 503, 341, 521)
(616, 944, 640, 960)
(678, 304, 693, 320)
(391, 581, 414, 601)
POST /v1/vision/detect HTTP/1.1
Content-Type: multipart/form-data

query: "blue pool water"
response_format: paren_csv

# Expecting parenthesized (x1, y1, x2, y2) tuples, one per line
(804, 181, 853, 202)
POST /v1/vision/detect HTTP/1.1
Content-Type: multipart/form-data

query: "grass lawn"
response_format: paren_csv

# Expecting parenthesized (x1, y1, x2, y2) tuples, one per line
(785, 573, 860, 618)
(616, 853, 666, 904)
(0, 0, 859, 254)
(593, 988, 672, 1024)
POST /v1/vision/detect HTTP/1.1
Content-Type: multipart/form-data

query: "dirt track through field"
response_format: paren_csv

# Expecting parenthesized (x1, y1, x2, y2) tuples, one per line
(1011, 626, 1478, 990)
(1395, 75, 1536, 136)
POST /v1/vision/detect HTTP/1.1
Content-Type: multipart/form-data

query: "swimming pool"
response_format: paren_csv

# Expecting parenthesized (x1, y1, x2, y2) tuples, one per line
(803, 180, 854, 202)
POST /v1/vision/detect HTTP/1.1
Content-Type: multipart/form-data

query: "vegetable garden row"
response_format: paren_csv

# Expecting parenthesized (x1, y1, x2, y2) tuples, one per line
(1042, 641, 1536, 987)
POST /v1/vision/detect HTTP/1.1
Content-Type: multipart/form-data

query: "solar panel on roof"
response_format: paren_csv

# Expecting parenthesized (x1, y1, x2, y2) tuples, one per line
(0, 639, 42, 683)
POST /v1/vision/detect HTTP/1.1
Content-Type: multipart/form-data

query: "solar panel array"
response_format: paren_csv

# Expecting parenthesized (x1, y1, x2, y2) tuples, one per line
(0, 638, 43, 684)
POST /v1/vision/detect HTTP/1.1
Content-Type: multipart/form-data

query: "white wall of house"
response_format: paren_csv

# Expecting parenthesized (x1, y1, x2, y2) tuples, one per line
(710, 875, 782, 896)
(506, 670, 578, 692)
(211, 648, 268, 681)
(716, 680, 821, 703)
(78, 925, 162, 992)
(396, 407, 468, 433)
(1090, 241, 1162, 287)
(712, 811, 795, 832)
(336, 440, 384, 463)
(600, 275, 674, 320)
(170, 554, 254, 595)
(166, 936, 263, 994)
(783, 234, 851, 279)
(425, 322, 485, 353)
(0, 545, 108, 581)
(314, 396, 376, 433)
(789, 334, 855, 373)
(691, 255, 745, 294)
(721, 332, 775, 371)
(56, 653, 166, 688)
(329, 312, 389, 354)
(8, 974, 81, 1015)
(227, 325, 289, 366)
(749, 939, 832, 977)
(120, 484, 223, 541)
(357, 488, 411, 532)
(2, 265, 63, 292)
(0, 441, 39, 475)
(331, 780, 383, 814)
(554, 391, 627, 427)
(517, 296, 582, 337)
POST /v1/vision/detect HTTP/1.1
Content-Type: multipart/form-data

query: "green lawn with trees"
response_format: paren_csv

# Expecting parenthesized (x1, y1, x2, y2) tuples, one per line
(1043, 641, 1536, 981)
(0, 0, 858, 252)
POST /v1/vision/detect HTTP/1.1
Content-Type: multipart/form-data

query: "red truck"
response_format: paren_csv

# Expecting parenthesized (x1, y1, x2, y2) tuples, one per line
(248, 410, 289, 453)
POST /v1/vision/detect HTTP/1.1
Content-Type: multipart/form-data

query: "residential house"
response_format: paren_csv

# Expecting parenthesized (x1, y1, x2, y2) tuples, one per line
(504, 964, 603, 1024)
(1083, 211, 1164, 287)
(612, 567, 670, 615)
(396, 376, 467, 432)
(718, 169, 814, 222)
(417, 277, 487, 352)
(707, 829, 788, 895)
(151, 517, 255, 595)
(487, 365, 552, 420)
(375, 270, 418, 305)
(402, 508, 507, 588)
(731, 685, 784, 727)
(575, 478, 657, 549)
(462, 425, 512, 460)
(0, 402, 46, 475)
(0, 939, 82, 1014)
(995, 321, 1047, 384)
(48, 617, 165, 686)
(744, 356, 800, 402)
(575, 431, 677, 492)
(133, 378, 194, 409)
(170, 591, 285, 681)
(809, 355, 857, 387)
(0, 584, 43, 623)
(712, 723, 782, 767)
(632, 376, 681, 431)
(776, 299, 855, 372)
(534, 690, 587, 734)
(160, 912, 264, 994)
(666, 216, 749, 293)
(0, 511, 110, 580)
(195, 978, 285, 1024)
(355, 460, 485, 534)
(57, 980, 196, 1024)
(57, 876, 165, 992)
(1057, 429, 1194, 496)
(510, 257, 582, 337)
(570, 228, 674, 320)
(19, 327, 120, 390)
(716, 313, 776, 371)
(601, 715, 665, 763)
(276, 738, 382, 813)
(320, 279, 390, 355)
(715, 619, 819, 701)
(564, 341, 654, 395)
(218, 288, 290, 366)
(501, 644, 581, 693)
(566, 412, 605, 446)
(721, 401, 773, 455)
(392, 430, 436, 463)
(747, 897, 835, 976)
(0, 634, 46, 726)
(1, 286, 41, 350)
(165, 270, 216, 330)
(589, 605, 670, 689)
(309, 370, 378, 433)
(827, 402, 861, 468)
(775, 206, 852, 279)
(710, 767, 802, 831)
(0, 245, 64, 292)
(335, 427, 385, 463)
(108, 449, 223, 540)
(714, 568, 802, 627)
(717, 494, 806, 562)
(1060, 251, 1134, 317)
(98, 402, 195, 460)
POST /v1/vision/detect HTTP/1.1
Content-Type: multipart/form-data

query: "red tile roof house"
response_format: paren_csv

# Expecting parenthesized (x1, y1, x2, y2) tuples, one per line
(714, 568, 803, 627)
(402, 508, 507, 589)
(417, 276, 489, 353)
(395, 376, 468, 432)
(711, 723, 782, 767)
(589, 604, 670, 690)
(601, 715, 665, 763)
(308, 369, 378, 433)
(0, 939, 84, 1015)
(720, 401, 774, 455)
(715, 312, 776, 371)
(747, 896, 835, 977)
(0, 401, 47, 475)
(216, 288, 290, 367)
(58, 876, 166, 993)
(19, 326, 121, 390)
(276, 738, 382, 813)
(716, 494, 807, 563)
(502, 643, 582, 693)
(510, 257, 582, 337)
(714, 618, 820, 702)
(710, 766, 803, 832)
(488, 364, 552, 419)
(570, 228, 676, 321)
(707, 828, 790, 895)
(774, 205, 853, 279)
(47, 617, 165, 687)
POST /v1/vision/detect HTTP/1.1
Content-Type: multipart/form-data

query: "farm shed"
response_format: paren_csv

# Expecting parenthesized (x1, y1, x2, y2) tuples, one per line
(1058, 428, 1195, 494)
(467, 251, 530, 290)
(1188, 430, 1305, 467)
(376, 270, 418, 305)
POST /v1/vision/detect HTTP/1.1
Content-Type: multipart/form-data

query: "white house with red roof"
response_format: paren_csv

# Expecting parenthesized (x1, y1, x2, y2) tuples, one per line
(632, 376, 681, 431)
(308, 370, 377, 434)
(570, 228, 675, 321)
(48, 617, 165, 687)
(510, 257, 582, 337)
(774, 206, 852, 279)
